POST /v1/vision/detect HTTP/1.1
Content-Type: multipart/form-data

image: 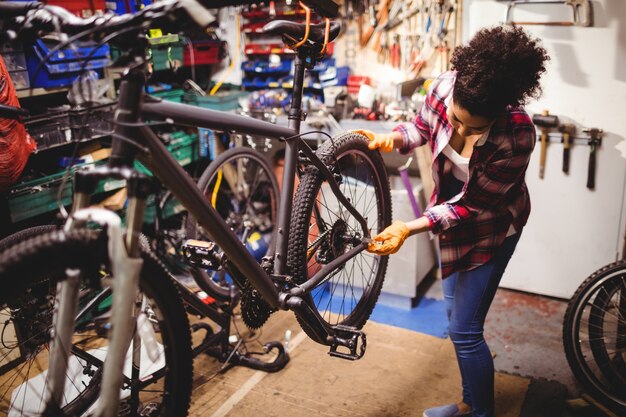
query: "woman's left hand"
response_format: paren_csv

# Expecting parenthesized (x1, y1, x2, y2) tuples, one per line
(367, 220, 410, 255)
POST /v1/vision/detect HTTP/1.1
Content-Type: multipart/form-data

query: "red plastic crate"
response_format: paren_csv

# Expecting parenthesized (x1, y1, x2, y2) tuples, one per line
(183, 41, 225, 66)
(244, 42, 333, 56)
(45, 0, 106, 17)
(347, 75, 372, 94)
(242, 22, 266, 34)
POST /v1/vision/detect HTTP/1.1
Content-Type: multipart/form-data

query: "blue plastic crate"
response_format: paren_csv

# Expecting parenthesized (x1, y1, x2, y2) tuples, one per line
(106, 0, 151, 14)
(321, 66, 350, 88)
(25, 39, 110, 88)
(241, 59, 292, 74)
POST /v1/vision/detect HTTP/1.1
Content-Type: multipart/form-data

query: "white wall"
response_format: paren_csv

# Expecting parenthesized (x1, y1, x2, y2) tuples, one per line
(463, 0, 626, 298)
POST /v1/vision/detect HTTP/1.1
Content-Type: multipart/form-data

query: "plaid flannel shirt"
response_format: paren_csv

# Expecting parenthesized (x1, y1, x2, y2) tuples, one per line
(393, 71, 535, 278)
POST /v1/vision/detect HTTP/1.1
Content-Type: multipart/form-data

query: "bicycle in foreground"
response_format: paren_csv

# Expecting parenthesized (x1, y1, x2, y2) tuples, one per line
(0, 1, 392, 416)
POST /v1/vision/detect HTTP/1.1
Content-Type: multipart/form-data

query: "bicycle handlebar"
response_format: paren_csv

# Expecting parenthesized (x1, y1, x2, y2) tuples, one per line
(0, 0, 217, 42)
(0, 1, 41, 17)
(0, 0, 339, 42)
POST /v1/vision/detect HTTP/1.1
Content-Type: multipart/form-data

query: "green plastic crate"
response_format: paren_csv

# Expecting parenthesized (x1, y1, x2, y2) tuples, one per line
(149, 35, 183, 72)
(183, 90, 248, 111)
(143, 194, 185, 224)
(151, 88, 185, 103)
(7, 131, 197, 223)
(135, 131, 199, 175)
(8, 171, 73, 223)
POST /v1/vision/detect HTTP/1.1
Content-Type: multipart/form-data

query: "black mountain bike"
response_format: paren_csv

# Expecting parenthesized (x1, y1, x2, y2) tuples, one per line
(0, 1, 392, 416)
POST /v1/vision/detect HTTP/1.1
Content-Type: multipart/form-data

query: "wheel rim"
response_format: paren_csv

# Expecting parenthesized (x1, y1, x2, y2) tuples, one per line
(304, 147, 385, 327)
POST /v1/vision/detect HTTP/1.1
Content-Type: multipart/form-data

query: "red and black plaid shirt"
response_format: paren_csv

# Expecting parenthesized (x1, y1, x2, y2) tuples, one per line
(393, 71, 535, 278)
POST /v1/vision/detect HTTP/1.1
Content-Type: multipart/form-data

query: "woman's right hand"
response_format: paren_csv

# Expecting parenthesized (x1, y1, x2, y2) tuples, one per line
(351, 129, 395, 152)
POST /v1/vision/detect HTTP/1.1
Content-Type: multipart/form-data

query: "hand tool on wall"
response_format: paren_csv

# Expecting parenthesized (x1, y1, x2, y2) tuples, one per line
(386, 0, 422, 31)
(505, 0, 593, 27)
(583, 128, 603, 190)
(532, 110, 559, 179)
(408, 0, 435, 76)
(390, 34, 401, 68)
(360, 0, 389, 47)
(437, 40, 450, 72)
(437, 1, 454, 41)
(377, 31, 389, 64)
(369, 0, 378, 27)
(558, 123, 576, 174)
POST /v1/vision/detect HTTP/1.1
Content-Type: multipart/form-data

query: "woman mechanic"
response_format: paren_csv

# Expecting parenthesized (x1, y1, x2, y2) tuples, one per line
(356, 26, 549, 417)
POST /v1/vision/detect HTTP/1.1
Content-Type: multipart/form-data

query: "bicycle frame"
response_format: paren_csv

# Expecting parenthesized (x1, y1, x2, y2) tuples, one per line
(79, 51, 370, 335)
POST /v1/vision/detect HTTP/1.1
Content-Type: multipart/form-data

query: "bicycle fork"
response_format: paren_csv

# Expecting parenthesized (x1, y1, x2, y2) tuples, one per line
(44, 180, 148, 417)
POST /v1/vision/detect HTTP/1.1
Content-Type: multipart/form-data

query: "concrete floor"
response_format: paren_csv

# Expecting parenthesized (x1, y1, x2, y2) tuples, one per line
(187, 276, 614, 417)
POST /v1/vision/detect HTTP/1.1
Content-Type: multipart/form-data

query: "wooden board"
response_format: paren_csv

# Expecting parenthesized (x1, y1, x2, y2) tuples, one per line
(189, 311, 530, 416)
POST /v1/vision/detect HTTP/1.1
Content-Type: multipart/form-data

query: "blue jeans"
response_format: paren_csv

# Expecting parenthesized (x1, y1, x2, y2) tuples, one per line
(441, 232, 522, 417)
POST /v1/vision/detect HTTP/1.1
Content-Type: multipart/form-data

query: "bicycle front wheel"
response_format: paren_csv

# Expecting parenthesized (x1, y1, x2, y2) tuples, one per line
(563, 261, 626, 414)
(288, 132, 392, 337)
(0, 229, 193, 417)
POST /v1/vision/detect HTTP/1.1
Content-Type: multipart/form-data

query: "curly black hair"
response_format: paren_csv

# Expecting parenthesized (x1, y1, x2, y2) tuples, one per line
(450, 26, 549, 118)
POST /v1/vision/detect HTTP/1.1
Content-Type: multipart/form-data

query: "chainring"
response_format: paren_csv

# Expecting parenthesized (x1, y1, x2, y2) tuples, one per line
(240, 281, 275, 329)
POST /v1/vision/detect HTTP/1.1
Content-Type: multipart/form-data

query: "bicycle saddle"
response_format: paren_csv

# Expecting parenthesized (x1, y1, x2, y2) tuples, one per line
(262, 20, 342, 45)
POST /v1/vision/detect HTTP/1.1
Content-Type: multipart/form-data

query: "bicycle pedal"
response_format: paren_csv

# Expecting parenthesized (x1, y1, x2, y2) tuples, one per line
(181, 239, 221, 269)
(328, 324, 367, 361)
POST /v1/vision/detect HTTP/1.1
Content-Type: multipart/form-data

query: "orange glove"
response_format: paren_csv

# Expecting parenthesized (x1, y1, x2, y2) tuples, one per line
(351, 129, 395, 152)
(367, 220, 410, 255)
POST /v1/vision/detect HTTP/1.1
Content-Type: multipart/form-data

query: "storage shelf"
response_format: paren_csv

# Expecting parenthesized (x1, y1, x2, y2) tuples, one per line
(16, 86, 69, 98)
(16, 76, 118, 98)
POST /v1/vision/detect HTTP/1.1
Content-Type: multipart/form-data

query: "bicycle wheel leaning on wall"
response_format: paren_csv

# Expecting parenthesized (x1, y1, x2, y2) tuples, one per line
(563, 260, 626, 415)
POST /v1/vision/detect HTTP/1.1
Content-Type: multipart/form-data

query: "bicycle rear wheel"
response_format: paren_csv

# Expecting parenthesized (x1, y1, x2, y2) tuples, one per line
(563, 260, 626, 414)
(186, 147, 280, 301)
(288, 132, 392, 337)
(0, 229, 193, 416)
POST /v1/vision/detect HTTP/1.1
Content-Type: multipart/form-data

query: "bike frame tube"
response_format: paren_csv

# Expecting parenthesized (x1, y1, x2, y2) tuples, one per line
(135, 123, 281, 308)
(111, 54, 370, 320)
(275, 53, 306, 275)
(138, 93, 371, 307)
(141, 99, 295, 139)
(138, 103, 371, 303)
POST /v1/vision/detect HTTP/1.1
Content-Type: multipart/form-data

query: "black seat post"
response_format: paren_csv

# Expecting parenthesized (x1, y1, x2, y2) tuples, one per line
(288, 51, 308, 135)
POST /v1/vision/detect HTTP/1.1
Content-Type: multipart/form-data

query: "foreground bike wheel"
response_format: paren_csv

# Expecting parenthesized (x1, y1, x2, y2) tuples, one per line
(0, 229, 193, 416)
(288, 132, 392, 337)
(186, 147, 280, 301)
(0, 224, 57, 251)
(563, 260, 626, 414)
